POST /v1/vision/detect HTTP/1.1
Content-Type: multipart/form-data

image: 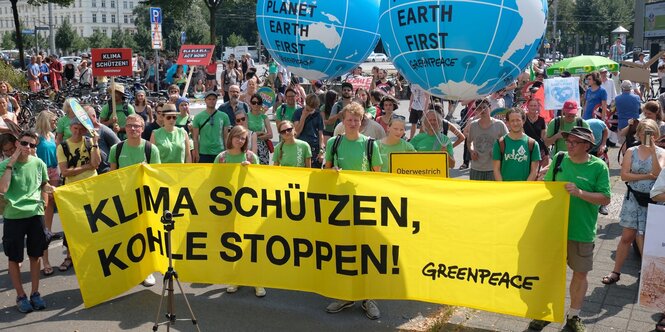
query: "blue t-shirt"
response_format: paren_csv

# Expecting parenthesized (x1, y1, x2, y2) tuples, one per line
(36, 134, 58, 168)
(292, 108, 324, 148)
(614, 92, 641, 130)
(583, 86, 607, 120)
(586, 119, 607, 151)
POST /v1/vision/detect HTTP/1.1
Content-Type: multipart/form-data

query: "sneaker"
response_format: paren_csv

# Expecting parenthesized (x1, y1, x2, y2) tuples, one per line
(325, 300, 355, 313)
(361, 300, 381, 320)
(564, 316, 586, 332)
(142, 274, 156, 287)
(226, 285, 238, 293)
(16, 295, 33, 313)
(459, 163, 468, 170)
(528, 319, 550, 331)
(598, 205, 609, 215)
(30, 292, 46, 310)
(255, 287, 266, 297)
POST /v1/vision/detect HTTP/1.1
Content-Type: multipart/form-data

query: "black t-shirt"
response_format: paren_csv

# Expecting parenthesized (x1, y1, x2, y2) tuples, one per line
(142, 121, 161, 141)
(375, 80, 394, 94)
(523, 116, 547, 154)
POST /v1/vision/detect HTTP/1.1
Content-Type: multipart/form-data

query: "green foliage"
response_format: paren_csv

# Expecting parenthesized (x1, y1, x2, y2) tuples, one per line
(0, 61, 27, 90)
(226, 32, 247, 48)
(111, 29, 138, 49)
(134, 1, 210, 54)
(87, 30, 112, 49)
(55, 19, 78, 54)
(1, 32, 15, 49)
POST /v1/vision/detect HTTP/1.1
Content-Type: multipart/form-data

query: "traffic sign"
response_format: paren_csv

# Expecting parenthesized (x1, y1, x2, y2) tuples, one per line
(35, 26, 49, 31)
(21, 29, 35, 34)
(181, 31, 186, 44)
(150, 7, 162, 24)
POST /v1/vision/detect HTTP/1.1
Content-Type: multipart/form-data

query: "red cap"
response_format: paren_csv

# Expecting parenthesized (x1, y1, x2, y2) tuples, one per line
(562, 100, 578, 115)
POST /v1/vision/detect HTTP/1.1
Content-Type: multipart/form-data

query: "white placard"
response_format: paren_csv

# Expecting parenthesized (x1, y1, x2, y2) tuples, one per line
(544, 77, 580, 110)
(638, 204, 665, 310)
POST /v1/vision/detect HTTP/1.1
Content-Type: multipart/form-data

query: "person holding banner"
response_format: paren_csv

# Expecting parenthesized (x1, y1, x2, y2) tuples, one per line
(602, 120, 664, 286)
(652, 170, 665, 331)
(324, 102, 382, 319)
(530, 126, 611, 332)
(411, 110, 455, 168)
(273, 120, 311, 167)
(233, 110, 258, 155)
(100, 83, 136, 140)
(150, 105, 191, 164)
(378, 115, 415, 172)
(0, 130, 54, 313)
(192, 91, 230, 163)
(492, 108, 541, 181)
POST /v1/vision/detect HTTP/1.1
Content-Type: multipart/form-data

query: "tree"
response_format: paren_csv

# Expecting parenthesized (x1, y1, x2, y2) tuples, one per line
(9, 0, 74, 69)
(226, 32, 247, 48)
(55, 19, 78, 54)
(1, 32, 15, 49)
(111, 29, 138, 49)
(87, 30, 112, 49)
(203, 0, 224, 49)
(134, 2, 210, 54)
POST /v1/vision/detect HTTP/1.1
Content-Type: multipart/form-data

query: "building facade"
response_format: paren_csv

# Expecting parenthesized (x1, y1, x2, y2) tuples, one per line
(0, 0, 137, 38)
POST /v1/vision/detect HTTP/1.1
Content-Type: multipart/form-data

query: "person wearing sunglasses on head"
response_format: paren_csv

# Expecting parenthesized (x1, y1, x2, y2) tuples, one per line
(246, 94, 273, 165)
(377, 115, 415, 173)
(150, 104, 191, 163)
(0, 130, 56, 313)
(273, 121, 312, 167)
(293, 94, 325, 168)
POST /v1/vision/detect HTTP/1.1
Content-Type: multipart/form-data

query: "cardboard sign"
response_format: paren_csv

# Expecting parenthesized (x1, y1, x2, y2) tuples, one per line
(639, 204, 665, 310)
(390, 152, 449, 178)
(90, 48, 133, 77)
(177, 45, 215, 66)
(68, 98, 95, 135)
(544, 77, 581, 110)
(346, 76, 373, 92)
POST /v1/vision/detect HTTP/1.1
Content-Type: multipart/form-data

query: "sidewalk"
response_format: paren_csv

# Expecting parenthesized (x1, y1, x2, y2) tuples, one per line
(445, 151, 664, 332)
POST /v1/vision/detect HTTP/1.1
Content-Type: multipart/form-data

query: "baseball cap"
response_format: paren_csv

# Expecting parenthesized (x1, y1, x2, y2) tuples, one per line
(599, 68, 608, 73)
(204, 91, 218, 99)
(562, 127, 595, 145)
(562, 100, 579, 115)
(621, 80, 633, 91)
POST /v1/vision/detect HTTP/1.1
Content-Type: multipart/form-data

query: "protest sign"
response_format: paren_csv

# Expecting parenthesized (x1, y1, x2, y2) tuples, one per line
(177, 45, 216, 66)
(346, 76, 373, 92)
(639, 204, 665, 310)
(544, 77, 580, 111)
(390, 152, 449, 178)
(91, 48, 132, 77)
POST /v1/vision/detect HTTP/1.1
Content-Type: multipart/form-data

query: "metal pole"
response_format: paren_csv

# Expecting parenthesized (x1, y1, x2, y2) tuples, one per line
(155, 50, 159, 91)
(551, 0, 559, 59)
(35, 27, 39, 54)
(48, 2, 55, 55)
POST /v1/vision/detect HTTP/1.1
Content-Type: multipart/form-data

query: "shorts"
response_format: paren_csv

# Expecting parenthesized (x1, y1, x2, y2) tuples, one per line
(469, 169, 495, 181)
(206, 74, 216, 81)
(323, 130, 334, 137)
(199, 154, 217, 163)
(147, 76, 156, 84)
(567, 240, 594, 272)
(3, 215, 47, 262)
(409, 109, 424, 125)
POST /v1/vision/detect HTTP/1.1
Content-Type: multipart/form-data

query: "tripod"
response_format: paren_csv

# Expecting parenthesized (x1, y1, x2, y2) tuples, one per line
(153, 210, 201, 332)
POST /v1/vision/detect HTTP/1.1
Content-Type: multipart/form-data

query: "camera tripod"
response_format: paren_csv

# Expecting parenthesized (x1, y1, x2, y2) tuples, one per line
(152, 210, 201, 332)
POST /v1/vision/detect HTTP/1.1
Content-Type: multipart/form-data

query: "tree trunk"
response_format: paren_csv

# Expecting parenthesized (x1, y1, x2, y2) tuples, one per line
(209, 6, 216, 48)
(11, 0, 25, 70)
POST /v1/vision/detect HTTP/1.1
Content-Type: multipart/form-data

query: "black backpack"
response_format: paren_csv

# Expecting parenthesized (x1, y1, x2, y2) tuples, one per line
(61, 137, 93, 184)
(330, 135, 376, 170)
(115, 141, 153, 165)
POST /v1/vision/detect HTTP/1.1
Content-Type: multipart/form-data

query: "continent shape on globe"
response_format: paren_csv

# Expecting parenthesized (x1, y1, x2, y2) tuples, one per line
(379, 0, 547, 100)
(257, 0, 381, 80)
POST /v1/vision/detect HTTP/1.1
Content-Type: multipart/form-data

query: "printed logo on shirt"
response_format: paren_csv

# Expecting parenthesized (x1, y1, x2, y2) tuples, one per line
(505, 146, 528, 162)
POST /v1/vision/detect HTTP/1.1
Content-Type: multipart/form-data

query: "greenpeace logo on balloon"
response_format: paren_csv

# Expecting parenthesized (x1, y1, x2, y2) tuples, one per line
(409, 57, 458, 70)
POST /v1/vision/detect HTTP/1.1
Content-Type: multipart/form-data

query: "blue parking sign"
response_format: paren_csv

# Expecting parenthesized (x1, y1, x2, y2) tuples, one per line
(150, 7, 162, 24)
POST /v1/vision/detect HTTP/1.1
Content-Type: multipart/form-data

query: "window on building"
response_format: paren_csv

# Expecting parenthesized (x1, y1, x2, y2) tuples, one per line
(123, 1, 127, 9)
(101, 0, 106, 8)
(92, 0, 96, 7)
(92, 14, 97, 23)
(102, 29, 107, 36)
(102, 14, 106, 23)
(129, 1, 134, 9)
(129, 17, 134, 24)
(79, 0, 82, 7)
(111, 0, 115, 9)
(111, 14, 115, 23)
(80, 14, 83, 23)
(73, 15, 76, 23)
(124, 15, 128, 24)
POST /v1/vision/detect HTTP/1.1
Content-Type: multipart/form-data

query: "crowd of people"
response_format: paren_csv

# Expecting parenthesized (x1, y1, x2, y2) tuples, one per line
(3, 52, 665, 331)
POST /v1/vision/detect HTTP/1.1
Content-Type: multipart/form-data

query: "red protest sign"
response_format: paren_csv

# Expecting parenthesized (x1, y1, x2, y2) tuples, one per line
(346, 76, 373, 92)
(177, 45, 216, 66)
(90, 48, 133, 77)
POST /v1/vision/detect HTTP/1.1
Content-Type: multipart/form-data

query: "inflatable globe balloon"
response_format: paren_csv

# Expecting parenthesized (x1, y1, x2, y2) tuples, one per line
(256, 0, 381, 80)
(379, 0, 547, 100)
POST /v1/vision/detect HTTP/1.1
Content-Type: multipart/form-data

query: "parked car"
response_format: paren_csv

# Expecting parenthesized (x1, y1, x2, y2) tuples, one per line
(366, 52, 388, 62)
(61, 56, 82, 66)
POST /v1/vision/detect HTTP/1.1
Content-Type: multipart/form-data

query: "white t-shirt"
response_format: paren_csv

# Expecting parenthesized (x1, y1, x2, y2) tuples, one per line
(601, 79, 617, 104)
(410, 85, 428, 111)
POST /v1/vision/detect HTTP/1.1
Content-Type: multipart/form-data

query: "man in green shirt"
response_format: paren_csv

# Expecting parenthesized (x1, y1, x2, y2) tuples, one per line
(192, 91, 230, 163)
(530, 127, 611, 332)
(0, 131, 54, 313)
(100, 83, 136, 140)
(492, 108, 541, 181)
(276, 88, 301, 130)
(544, 100, 589, 155)
(324, 102, 382, 320)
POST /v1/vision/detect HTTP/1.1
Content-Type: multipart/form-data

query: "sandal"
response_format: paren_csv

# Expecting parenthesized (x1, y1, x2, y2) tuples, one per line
(59, 257, 73, 272)
(657, 314, 665, 332)
(601, 271, 620, 285)
(42, 265, 54, 276)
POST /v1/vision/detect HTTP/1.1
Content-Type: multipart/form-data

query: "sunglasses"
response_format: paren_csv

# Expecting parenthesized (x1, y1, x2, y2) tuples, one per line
(165, 115, 176, 120)
(235, 117, 246, 122)
(279, 127, 294, 134)
(20, 141, 37, 148)
(250, 100, 260, 105)
(392, 115, 406, 120)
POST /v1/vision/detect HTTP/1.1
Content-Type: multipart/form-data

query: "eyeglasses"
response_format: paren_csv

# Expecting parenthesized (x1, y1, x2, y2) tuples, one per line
(565, 139, 586, 147)
(235, 117, 246, 122)
(19, 141, 37, 148)
(126, 124, 143, 130)
(250, 100, 260, 105)
(279, 127, 294, 134)
(165, 115, 176, 120)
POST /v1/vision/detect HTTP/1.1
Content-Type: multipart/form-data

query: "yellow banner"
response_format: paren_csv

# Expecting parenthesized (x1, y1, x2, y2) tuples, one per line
(390, 152, 449, 178)
(54, 164, 569, 322)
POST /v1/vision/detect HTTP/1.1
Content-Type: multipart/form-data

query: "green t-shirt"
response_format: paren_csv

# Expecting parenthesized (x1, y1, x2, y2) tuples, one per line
(492, 135, 542, 181)
(153, 127, 188, 163)
(248, 112, 267, 132)
(410, 132, 454, 154)
(109, 139, 161, 168)
(192, 110, 230, 155)
(377, 139, 415, 173)
(324, 134, 382, 171)
(545, 117, 589, 155)
(0, 157, 48, 219)
(365, 106, 377, 119)
(100, 103, 136, 128)
(214, 151, 259, 164)
(276, 104, 298, 122)
(56, 116, 73, 141)
(544, 152, 611, 242)
(273, 139, 312, 167)
(175, 114, 190, 128)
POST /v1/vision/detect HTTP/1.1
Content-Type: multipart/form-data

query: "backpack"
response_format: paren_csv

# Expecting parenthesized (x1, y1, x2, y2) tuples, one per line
(103, 101, 130, 120)
(551, 152, 565, 181)
(552, 116, 583, 137)
(115, 141, 153, 166)
(278, 104, 300, 121)
(330, 135, 376, 171)
(498, 135, 536, 168)
(217, 150, 257, 164)
(441, 120, 450, 136)
(61, 137, 93, 184)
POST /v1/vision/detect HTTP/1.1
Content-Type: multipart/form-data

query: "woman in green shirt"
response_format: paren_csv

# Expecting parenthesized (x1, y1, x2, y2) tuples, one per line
(247, 94, 273, 165)
(378, 116, 415, 172)
(355, 88, 376, 119)
(273, 120, 312, 167)
(214, 125, 259, 165)
(55, 100, 75, 144)
(175, 97, 192, 135)
(150, 105, 191, 163)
